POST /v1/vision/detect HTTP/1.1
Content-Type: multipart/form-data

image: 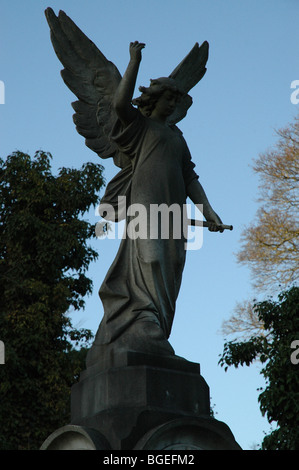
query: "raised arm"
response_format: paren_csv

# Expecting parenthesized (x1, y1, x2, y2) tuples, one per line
(113, 41, 145, 127)
(187, 178, 223, 232)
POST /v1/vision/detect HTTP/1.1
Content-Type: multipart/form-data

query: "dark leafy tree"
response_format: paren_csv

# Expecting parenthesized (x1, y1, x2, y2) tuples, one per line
(219, 287, 299, 450)
(0, 151, 105, 449)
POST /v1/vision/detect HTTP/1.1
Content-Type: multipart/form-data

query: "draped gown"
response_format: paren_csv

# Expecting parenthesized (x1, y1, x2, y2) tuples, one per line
(86, 110, 199, 365)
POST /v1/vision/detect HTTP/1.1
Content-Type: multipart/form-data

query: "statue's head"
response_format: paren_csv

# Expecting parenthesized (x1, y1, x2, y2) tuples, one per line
(132, 77, 185, 117)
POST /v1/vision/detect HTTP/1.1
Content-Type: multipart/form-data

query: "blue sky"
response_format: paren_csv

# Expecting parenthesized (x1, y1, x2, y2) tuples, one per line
(1, 0, 298, 450)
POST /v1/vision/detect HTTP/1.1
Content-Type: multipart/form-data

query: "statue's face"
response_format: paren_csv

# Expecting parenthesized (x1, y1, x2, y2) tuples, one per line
(153, 90, 179, 119)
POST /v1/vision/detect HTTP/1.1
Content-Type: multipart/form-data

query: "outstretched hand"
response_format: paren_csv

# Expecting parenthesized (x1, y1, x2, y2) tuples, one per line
(130, 41, 146, 62)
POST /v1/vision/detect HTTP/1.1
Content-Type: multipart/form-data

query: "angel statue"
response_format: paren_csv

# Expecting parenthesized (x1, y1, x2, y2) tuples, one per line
(45, 8, 229, 367)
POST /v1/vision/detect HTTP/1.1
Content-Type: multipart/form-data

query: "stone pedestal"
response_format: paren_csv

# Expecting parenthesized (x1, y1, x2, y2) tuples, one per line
(41, 351, 241, 450)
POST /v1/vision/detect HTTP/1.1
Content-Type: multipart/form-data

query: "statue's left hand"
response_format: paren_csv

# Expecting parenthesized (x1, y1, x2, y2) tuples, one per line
(207, 212, 224, 232)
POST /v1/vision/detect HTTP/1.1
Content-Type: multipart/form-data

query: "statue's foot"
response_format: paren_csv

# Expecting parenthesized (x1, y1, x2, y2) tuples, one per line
(119, 315, 175, 356)
(86, 312, 175, 369)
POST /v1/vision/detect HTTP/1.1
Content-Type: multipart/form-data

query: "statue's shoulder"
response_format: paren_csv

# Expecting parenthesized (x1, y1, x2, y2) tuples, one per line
(170, 124, 183, 136)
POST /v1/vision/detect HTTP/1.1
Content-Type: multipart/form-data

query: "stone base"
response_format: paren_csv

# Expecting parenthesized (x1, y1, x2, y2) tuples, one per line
(41, 351, 242, 450)
(40, 425, 110, 450)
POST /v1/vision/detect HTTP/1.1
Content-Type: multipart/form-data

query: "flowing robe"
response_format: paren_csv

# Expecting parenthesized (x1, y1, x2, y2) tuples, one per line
(90, 111, 199, 357)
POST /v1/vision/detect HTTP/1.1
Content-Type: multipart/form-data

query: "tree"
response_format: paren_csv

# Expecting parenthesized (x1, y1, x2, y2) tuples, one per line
(222, 114, 299, 338)
(0, 150, 105, 449)
(219, 114, 299, 449)
(219, 286, 299, 450)
(238, 117, 298, 291)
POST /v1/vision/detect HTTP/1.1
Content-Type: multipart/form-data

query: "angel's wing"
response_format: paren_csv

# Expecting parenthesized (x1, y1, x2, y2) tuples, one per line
(45, 8, 130, 169)
(167, 41, 209, 126)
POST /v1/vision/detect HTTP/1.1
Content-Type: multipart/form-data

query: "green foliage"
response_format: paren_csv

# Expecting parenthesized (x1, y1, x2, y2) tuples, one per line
(0, 151, 105, 449)
(219, 287, 299, 450)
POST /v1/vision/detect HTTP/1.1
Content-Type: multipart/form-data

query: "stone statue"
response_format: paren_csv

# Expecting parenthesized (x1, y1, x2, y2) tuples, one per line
(45, 8, 231, 365)
(43, 9, 242, 451)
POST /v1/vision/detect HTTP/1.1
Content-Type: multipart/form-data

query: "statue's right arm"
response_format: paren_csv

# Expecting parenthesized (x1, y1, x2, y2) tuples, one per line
(114, 41, 145, 127)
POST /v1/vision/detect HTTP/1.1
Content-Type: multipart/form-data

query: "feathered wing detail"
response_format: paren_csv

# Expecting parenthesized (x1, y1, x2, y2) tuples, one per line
(45, 8, 130, 168)
(168, 41, 209, 126)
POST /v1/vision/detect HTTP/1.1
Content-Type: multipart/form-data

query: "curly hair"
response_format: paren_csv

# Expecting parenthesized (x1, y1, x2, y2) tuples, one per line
(132, 77, 184, 117)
